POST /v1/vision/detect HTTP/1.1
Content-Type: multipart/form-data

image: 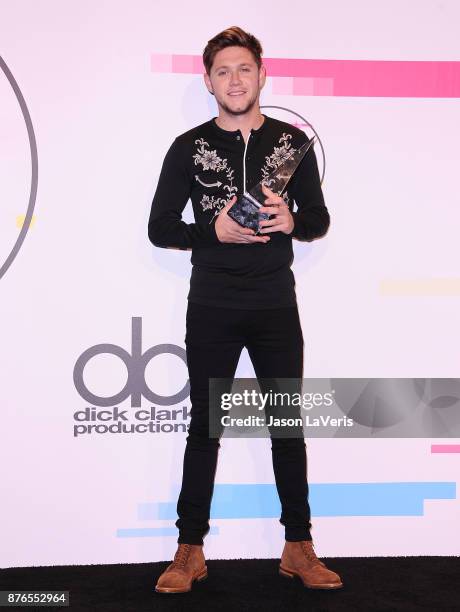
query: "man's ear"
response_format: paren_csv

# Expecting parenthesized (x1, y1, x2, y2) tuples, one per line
(204, 72, 214, 95)
(259, 64, 267, 90)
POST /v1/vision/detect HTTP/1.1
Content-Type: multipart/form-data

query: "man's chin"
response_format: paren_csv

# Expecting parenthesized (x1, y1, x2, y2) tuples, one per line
(221, 99, 257, 116)
(227, 108, 251, 116)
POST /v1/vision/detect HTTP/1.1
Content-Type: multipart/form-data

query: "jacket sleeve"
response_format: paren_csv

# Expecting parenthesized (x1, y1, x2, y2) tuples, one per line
(288, 138, 330, 241)
(148, 138, 221, 249)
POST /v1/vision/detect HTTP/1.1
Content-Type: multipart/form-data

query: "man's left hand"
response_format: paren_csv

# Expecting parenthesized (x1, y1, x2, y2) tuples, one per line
(258, 184, 294, 235)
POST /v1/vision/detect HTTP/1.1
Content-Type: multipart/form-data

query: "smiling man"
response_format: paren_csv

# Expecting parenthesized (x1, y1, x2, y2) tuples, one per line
(149, 26, 342, 593)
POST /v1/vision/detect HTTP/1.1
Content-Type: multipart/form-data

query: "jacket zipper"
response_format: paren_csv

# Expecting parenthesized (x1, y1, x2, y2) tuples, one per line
(242, 131, 251, 192)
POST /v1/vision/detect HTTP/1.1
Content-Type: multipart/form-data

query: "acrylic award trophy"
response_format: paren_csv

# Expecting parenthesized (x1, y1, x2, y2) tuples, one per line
(227, 136, 317, 233)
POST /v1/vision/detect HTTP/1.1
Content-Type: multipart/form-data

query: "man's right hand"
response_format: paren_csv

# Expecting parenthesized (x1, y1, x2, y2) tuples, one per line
(215, 196, 270, 244)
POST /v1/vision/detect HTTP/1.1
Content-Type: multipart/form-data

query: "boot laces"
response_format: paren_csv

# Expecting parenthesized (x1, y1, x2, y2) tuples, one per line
(171, 544, 192, 569)
(301, 541, 324, 566)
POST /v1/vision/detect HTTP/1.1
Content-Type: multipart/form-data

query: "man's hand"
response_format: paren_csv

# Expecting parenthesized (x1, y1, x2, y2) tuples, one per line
(258, 184, 294, 235)
(215, 196, 271, 244)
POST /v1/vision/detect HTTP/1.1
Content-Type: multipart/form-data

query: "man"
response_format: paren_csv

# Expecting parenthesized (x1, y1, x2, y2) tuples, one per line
(148, 26, 342, 593)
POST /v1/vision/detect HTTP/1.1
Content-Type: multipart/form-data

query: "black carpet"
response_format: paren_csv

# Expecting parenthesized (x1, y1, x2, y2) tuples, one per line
(1, 556, 459, 611)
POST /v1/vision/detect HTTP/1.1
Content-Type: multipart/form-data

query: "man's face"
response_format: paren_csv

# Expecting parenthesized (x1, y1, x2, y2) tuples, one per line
(204, 46, 266, 116)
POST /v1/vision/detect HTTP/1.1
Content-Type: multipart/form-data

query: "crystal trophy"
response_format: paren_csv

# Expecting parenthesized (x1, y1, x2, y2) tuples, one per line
(228, 136, 317, 233)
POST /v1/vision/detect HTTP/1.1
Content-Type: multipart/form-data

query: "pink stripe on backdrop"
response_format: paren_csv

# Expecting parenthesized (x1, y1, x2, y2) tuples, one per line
(272, 76, 294, 95)
(150, 54, 172, 72)
(151, 54, 460, 98)
(431, 445, 460, 453)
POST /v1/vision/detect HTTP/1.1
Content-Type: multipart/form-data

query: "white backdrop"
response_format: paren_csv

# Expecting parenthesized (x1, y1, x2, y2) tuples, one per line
(1, 0, 459, 568)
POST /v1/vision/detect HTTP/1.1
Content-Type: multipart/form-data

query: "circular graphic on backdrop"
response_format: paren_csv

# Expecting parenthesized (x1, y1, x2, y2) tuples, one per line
(330, 378, 460, 437)
(260, 105, 325, 183)
(0, 56, 38, 280)
(331, 378, 425, 430)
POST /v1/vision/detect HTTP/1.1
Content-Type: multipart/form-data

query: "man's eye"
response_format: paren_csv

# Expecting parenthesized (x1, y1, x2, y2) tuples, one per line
(217, 71, 227, 76)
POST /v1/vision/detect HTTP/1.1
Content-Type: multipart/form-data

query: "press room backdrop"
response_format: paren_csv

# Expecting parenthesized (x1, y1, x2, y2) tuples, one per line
(1, 1, 459, 567)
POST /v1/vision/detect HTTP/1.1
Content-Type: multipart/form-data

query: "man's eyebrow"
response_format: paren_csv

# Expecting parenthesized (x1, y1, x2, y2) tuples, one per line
(214, 62, 253, 70)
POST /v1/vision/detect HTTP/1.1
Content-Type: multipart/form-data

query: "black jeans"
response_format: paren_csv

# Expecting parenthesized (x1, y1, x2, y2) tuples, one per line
(176, 301, 312, 545)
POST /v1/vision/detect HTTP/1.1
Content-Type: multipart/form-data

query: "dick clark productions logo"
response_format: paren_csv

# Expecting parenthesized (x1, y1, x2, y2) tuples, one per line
(73, 317, 189, 408)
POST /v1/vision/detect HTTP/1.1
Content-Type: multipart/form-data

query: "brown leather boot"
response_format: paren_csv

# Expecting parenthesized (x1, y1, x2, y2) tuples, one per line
(279, 540, 343, 589)
(155, 543, 208, 594)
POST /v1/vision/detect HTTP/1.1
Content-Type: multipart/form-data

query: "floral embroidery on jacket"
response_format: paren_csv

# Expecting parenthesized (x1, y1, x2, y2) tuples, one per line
(261, 133, 295, 181)
(193, 138, 237, 222)
(193, 138, 227, 172)
(260, 132, 297, 205)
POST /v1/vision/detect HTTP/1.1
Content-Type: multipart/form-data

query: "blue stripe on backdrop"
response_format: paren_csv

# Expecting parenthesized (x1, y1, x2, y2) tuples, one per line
(136, 482, 456, 520)
(116, 526, 220, 538)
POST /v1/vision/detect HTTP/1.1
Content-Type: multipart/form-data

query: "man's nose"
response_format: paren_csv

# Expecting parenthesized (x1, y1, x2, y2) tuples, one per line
(229, 70, 242, 85)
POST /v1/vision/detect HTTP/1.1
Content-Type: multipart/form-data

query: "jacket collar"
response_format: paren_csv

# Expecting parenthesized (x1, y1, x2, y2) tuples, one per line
(210, 114, 269, 140)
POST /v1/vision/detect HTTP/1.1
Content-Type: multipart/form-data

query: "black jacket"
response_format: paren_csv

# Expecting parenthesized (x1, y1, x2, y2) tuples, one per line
(148, 115, 329, 309)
